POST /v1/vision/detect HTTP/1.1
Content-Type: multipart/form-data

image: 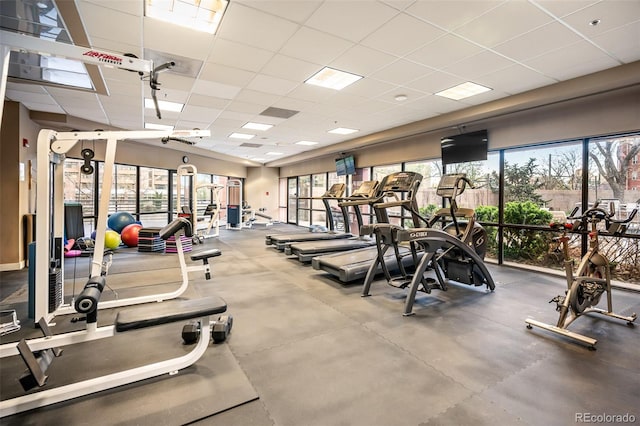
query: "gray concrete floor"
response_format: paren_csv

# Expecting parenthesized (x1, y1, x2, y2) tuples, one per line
(1, 224, 639, 425)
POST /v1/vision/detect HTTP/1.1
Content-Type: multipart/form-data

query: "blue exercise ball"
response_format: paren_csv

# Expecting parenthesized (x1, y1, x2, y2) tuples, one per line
(107, 212, 136, 233)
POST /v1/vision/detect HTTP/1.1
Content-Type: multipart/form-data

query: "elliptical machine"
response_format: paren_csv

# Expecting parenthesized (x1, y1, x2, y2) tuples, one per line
(525, 205, 637, 349)
(361, 173, 495, 315)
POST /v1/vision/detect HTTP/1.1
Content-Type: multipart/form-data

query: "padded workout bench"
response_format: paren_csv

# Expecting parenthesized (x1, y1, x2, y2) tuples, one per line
(1, 296, 227, 418)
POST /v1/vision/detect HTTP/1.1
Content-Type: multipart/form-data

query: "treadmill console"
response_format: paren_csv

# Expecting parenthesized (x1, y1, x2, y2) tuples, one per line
(324, 183, 346, 198)
(380, 172, 423, 192)
(351, 180, 379, 197)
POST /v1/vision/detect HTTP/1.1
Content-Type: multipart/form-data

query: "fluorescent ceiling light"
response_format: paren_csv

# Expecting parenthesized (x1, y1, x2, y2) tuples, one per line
(243, 122, 273, 131)
(40, 56, 93, 89)
(295, 140, 318, 146)
(145, 0, 228, 34)
(144, 98, 184, 112)
(266, 152, 283, 156)
(230, 132, 255, 140)
(251, 158, 266, 162)
(328, 127, 358, 135)
(435, 82, 492, 100)
(305, 67, 363, 90)
(145, 122, 174, 131)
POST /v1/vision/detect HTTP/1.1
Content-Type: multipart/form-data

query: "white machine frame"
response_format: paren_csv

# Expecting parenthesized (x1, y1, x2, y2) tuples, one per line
(176, 164, 224, 240)
(31, 129, 209, 326)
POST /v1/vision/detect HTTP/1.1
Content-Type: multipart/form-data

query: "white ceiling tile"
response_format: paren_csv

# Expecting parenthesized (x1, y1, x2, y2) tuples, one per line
(175, 119, 213, 131)
(524, 40, 621, 80)
(17, 101, 65, 114)
(560, 0, 640, 37)
(80, 0, 142, 16)
(226, 99, 270, 115)
(217, 2, 300, 52)
(247, 74, 299, 96)
(180, 104, 223, 122)
(371, 59, 435, 85)
(233, 0, 322, 23)
(143, 17, 214, 61)
(279, 26, 354, 64)
(493, 21, 584, 63)
(406, 0, 502, 30)
(5, 89, 57, 105)
(454, 1, 554, 47)
(407, 34, 483, 69)
(443, 50, 517, 80)
(406, 71, 463, 94)
(361, 12, 446, 57)
(532, 0, 600, 18)
(192, 79, 241, 100)
(208, 39, 275, 72)
(591, 21, 640, 63)
(330, 45, 396, 77)
(474, 64, 558, 95)
(199, 63, 256, 87)
(261, 54, 322, 82)
(234, 89, 281, 107)
(286, 82, 341, 103)
(305, 1, 398, 43)
(79, 2, 141, 45)
(340, 77, 396, 99)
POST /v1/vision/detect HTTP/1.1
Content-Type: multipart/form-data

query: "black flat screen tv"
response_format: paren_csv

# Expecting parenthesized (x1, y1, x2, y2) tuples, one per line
(336, 155, 356, 176)
(441, 130, 488, 165)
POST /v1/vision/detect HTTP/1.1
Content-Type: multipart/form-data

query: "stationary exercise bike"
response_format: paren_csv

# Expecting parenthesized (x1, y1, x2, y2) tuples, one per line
(525, 205, 637, 349)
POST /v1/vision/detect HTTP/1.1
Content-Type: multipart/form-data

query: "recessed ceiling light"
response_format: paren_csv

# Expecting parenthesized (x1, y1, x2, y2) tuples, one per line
(295, 140, 319, 146)
(242, 122, 273, 131)
(230, 132, 255, 140)
(144, 98, 184, 113)
(394, 94, 408, 102)
(328, 127, 359, 135)
(145, 122, 174, 131)
(305, 67, 363, 90)
(266, 152, 283, 156)
(145, 0, 228, 34)
(435, 82, 492, 100)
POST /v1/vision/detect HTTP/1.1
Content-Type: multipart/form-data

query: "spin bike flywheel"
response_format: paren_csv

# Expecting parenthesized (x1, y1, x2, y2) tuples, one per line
(570, 265, 605, 314)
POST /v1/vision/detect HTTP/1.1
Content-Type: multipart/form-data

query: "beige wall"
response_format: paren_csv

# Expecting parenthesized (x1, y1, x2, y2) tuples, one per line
(245, 166, 280, 218)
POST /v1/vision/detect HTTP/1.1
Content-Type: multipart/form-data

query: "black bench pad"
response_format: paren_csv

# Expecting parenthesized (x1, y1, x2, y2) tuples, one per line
(191, 249, 222, 261)
(115, 296, 227, 332)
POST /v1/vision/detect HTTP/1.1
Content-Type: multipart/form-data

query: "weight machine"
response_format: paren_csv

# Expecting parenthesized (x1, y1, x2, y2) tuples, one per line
(27, 129, 209, 327)
(226, 178, 247, 230)
(176, 164, 224, 242)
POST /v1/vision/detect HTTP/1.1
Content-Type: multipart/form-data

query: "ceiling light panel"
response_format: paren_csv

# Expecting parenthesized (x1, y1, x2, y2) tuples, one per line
(145, 0, 229, 34)
(295, 140, 319, 145)
(243, 122, 273, 131)
(328, 127, 358, 135)
(145, 122, 174, 131)
(144, 98, 185, 112)
(266, 151, 283, 155)
(305, 67, 363, 90)
(435, 82, 492, 100)
(230, 132, 255, 139)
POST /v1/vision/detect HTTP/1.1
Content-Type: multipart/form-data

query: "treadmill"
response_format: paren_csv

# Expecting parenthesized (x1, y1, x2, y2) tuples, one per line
(265, 183, 350, 250)
(285, 180, 380, 262)
(312, 171, 427, 280)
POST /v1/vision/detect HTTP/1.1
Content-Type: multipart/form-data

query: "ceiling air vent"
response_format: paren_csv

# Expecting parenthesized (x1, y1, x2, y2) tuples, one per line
(260, 107, 299, 119)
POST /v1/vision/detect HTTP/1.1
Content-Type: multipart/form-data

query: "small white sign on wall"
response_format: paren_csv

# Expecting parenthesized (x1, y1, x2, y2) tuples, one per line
(19, 162, 25, 181)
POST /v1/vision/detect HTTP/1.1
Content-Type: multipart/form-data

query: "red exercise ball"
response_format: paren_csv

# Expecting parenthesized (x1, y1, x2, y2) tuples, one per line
(121, 223, 143, 247)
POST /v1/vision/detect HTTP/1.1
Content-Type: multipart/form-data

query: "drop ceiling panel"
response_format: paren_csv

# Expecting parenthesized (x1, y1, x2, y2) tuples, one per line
(371, 59, 435, 85)
(188, 94, 231, 109)
(493, 21, 584, 63)
(208, 39, 275, 72)
(217, 3, 300, 52)
(406, 70, 465, 94)
(406, 0, 502, 31)
(233, 89, 281, 107)
(341, 77, 396, 98)
(361, 13, 446, 57)
(180, 104, 222, 123)
(304, 1, 398, 43)
(560, 1, 640, 36)
(234, 0, 322, 24)
(5, 88, 56, 105)
(329, 45, 396, 77)
(533, 0, 599, 18)
(279, 26, 354, 64)
(82, 0, 142, 16)
(524, 40, 621, 80)
(143, 17, 214, 61)
(199, 63, 256, 87)
(78, 2, 141, 45)
(591, 21, 640, 63)
(247, 74, 299, 96)
(474, 64, 557, 95)
(191, 79, 241, 100)
(407, 34, 484, 69)
(443, 50, 517, 81)
(454, 1, 554, 47)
